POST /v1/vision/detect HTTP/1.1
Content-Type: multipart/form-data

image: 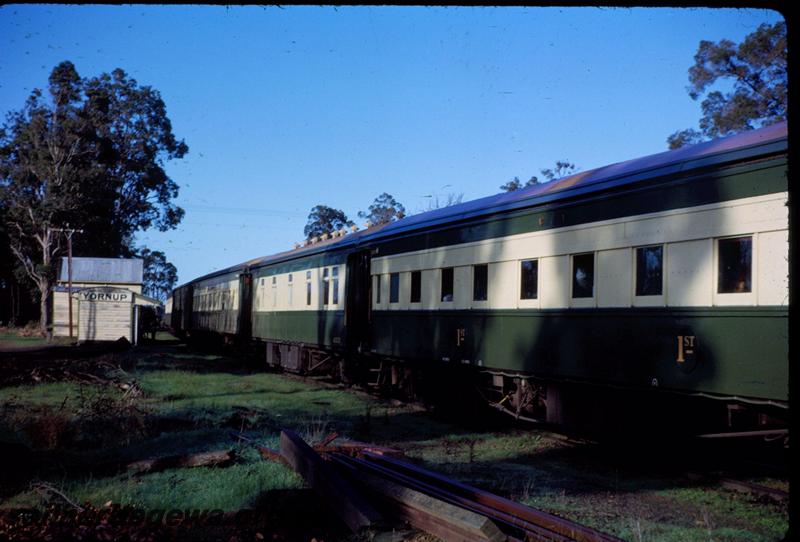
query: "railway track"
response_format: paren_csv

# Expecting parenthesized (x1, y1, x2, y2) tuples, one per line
(330, 451, 623, 542)
(276, 429, 624, 542)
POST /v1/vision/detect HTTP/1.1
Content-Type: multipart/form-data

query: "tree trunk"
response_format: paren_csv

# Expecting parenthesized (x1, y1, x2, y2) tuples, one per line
(39, 235, 52, 338)
(39, 279, 51, 337)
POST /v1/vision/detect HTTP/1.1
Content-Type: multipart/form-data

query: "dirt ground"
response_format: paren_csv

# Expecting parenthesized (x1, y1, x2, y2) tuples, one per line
(0, 334, 790, 541)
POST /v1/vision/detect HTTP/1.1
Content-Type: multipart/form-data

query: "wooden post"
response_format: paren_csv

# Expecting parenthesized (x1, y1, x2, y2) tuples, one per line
(279, 429, 383, 533)
(52, 225, 83, 340)
(67, 231, 73, 339)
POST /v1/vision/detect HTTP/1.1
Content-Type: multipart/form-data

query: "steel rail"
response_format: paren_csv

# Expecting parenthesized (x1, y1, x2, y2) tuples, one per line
(359, 451, 624, 542)
(329, 453, 566, 542)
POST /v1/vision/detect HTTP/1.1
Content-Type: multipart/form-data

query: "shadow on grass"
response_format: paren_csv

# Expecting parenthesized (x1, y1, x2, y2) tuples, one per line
(0, 337, 788, 542)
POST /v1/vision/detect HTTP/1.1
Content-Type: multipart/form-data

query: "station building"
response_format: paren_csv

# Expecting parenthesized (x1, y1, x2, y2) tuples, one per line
(52, 257, 160, 343)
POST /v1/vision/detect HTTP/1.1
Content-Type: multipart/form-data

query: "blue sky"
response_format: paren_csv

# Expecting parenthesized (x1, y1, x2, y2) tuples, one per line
(0, 6, 783, 283)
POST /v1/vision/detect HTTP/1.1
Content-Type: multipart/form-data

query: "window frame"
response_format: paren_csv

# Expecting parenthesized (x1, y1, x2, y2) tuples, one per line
(519, 259, 539, 300)
(634, 244, 665, 298)
(472, 264, 488, 302)
(332, 267, 340, 305)
(322, 268, 330, 306)
(389, 272, 400, 304)
(713, 235, 756, 306)
(306, 270, 312, 306)
(440, 267, 454, 303)
(571, 252, 596, 305)
(410, 270, 422, 304)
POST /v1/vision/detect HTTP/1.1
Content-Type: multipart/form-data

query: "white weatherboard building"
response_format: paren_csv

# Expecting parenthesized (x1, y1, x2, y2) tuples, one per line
(52, 257, 160, 343)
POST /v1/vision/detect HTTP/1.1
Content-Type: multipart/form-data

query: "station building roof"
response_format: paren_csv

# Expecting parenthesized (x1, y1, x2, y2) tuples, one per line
(58, 257, 144, 285)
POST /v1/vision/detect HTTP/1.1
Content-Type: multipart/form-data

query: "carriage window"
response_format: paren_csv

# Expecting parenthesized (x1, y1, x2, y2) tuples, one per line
(322, 268, 330, 305)
(332, 267, 339, 304)
(572, 253, 594, 298)
(441, 267, 454, 302)
(410, 271, 421, 303)
(636, 246, 663, 296)
(389, 273, 400, 303)
(520, 260, 538, 299)
(376, 274, 382, 304)
(306, 272, 312, 306)
(473, 264, 488, 301)
(718, 236, 752, 293)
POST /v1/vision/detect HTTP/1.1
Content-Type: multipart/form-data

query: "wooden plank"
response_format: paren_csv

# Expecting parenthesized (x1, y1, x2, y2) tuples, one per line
(318, 439, 404, 457)
(279, 429, 383, 533)
(335, 458, 505, 542)
(127, 449, 235, 474)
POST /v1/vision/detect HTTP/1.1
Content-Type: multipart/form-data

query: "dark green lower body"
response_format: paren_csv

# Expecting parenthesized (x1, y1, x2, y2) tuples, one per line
(370, 307, 788, 403)
(192, 310, 240, 335)
(252, 310, 346, 348)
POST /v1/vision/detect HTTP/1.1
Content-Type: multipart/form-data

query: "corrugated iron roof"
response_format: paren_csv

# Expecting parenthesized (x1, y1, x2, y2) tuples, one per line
(58, 257, 143, 284)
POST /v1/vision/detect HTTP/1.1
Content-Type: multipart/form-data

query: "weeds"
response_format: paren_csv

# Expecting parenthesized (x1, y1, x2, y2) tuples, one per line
(519, 476, 536, 502)
(24, 404, 71, 450)
(440, 436, 478, 463)
(631, 518, 644, 542)
(302, 414, 332, 444)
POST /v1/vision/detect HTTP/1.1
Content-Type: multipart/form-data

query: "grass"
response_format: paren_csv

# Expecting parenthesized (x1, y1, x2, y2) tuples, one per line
(0, 339, 789, 541)
(0, 331, 48, 349)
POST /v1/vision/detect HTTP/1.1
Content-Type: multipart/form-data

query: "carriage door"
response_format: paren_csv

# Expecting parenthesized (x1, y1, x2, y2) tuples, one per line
(237, 271, 253, 341)
(345, 250, 372, 354)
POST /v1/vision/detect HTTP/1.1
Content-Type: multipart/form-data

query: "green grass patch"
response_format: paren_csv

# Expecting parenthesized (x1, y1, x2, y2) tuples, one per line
(0, 333, 47, 348)
(0, 344, 788, 542)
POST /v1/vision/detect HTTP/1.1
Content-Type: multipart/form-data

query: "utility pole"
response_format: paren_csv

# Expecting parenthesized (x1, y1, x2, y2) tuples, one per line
(52, 225, 83, 340)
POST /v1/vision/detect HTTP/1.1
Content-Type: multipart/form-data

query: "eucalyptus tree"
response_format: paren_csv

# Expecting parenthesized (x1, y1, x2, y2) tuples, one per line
(667, 21, 787, 149)
(0, 61, 187, 333)
(358, 193, 406, 225)
(500, 160, 578, 192)
(304, 205, 354, 239)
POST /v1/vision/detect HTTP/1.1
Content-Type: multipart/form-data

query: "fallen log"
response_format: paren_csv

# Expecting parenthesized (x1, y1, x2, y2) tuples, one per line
(279, 429, 384, 533)
(126, 449, 235, 475)
(317, 438, 404, 457)
(230, 432, 286, 464)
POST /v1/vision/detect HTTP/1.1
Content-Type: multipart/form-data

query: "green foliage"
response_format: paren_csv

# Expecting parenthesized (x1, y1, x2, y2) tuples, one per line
(138, 247, 178, 302)
(419, 192, 464, 212)
(500, 161, 578, 192)
(303, 204, 353, 239)
(668, 21, 786, 149)
(0, 61, 186, 329)
(358, 192, 406, 226)
(500, 176, 526, 192)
